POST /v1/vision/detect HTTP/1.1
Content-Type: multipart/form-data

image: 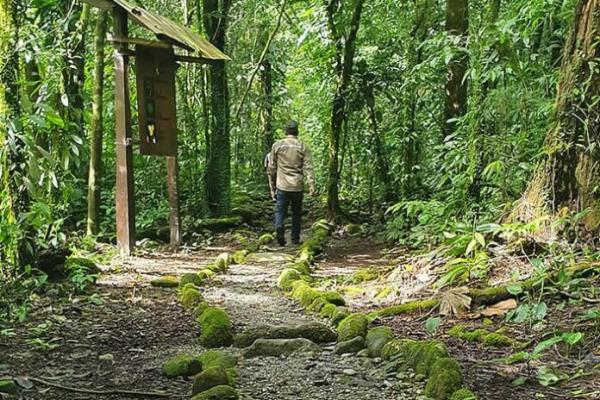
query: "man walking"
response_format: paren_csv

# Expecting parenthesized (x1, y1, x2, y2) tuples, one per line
(268, 120, 316, 246)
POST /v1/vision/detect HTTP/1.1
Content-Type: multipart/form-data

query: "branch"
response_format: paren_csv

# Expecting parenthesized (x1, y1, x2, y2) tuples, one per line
(232, 0, 288, 124)
(28, 377, 174, 398)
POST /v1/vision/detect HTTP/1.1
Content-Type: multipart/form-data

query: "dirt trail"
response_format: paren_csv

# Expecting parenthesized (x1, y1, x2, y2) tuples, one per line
(3, 240, 426, 400)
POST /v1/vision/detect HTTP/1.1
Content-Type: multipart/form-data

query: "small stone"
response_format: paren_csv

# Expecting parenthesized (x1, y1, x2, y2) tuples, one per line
(343, 369, 357, 376)
(243, 338, 321, 358)
(373, 357, 382, 364)
(334, 336, 365, 355)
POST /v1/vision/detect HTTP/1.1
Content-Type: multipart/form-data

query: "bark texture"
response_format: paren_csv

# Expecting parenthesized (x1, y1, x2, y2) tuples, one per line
(511, 0, 600, 232)
(326, 0, 366, 221)
(203, 0, 232, 217)
(443, 0, 469, 140)
(86, 10, 107, 236)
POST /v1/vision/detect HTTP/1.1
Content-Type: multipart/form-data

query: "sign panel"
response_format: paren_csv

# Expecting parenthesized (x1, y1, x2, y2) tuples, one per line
(135, 45, 177, 156)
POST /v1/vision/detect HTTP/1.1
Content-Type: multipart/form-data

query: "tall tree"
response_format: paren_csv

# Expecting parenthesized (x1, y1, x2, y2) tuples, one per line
(203, 0, 232, 217)
(86, 10, 107, 236)
(511, 0, 600, 231)
(443, 0, 469, 140)
(325, 0, 366, 221)
(259, 57, 274, 157)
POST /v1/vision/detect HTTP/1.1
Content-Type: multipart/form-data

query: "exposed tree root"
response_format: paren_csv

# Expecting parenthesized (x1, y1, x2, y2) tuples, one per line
(28, 377, 174, 398)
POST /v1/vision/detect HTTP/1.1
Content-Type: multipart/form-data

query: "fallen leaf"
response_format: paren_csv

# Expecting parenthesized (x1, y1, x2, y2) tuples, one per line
(439, 287, 472, 316)
(15, 376, 33, 389)
(480, 299, 518, 317)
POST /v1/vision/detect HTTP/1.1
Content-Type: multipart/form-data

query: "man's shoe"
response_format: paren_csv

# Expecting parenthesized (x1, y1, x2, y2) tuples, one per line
(292, 239, 302, 245)
(277, 236, 286, 246)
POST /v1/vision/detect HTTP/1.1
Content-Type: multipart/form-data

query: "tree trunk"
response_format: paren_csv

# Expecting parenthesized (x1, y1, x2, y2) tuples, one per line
(443, 0, 469, 140)
(62, 3, 90, 141)
(326, 0, 366, 222)
(86, 10, 107, 236)
(203, 0, 232, 217)
(260, 57, 274, 157)
(511, 0, 600, 233)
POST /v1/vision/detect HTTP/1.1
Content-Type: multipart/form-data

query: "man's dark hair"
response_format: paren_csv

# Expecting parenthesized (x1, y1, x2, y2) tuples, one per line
(285, 120, 299, 136)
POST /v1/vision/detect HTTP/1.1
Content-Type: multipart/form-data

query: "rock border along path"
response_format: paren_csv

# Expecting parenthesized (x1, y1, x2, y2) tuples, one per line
(207, 248, 427, 400)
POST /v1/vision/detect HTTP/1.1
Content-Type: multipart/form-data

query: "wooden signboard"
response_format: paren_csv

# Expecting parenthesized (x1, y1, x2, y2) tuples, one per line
(135, 45, 178, 156)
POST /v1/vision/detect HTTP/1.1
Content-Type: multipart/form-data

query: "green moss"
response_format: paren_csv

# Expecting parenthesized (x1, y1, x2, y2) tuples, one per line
(312, 219, 331, 233)
(331, 306, 350, 326)
(289, 261, 311, 275)
(196, 216, 243, 232)
(297, 247, 313, 263)
(214, 253, 231, 271)
(320, 303, 337, 318)
(380, 339, 449, 377)
(150, 276, 179, 288)
(375, 287, 393, 299)
(192, 302, 211, 319)
(424, 357, 463, 400)
(231, 250, 248, 264)
(161, 354, 202, 378)
(180, 273, 203, 288)
(191, 385, 239, 400)
(346, 223, 362, 235)
(450, 388, 477, 400)
(337, 313, 369, 342)
(349, 268, 379, 283)
(277, 268, 302, 291)
(0, 379, 16, 394)
(258, 233, 274, 246)
(198, 269, 217, 280)
(322, 291, 345, 306)
(191, 366, 231, 395)
(341, 286, 365, 297)
(198, 350, 238, 370)
(369, 299, 440, 318)
(448, 324, 520, 348)
(308, 296, 328, 313)
(381, 339, 416, 360)
(365, 326, 394, 357)
(66, 257, 101, 274)
(197, 307, 233, 348)
(178, 285, 204, 309)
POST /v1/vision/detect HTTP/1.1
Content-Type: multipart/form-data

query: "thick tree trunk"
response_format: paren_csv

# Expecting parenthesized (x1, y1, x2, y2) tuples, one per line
(443, 0, 469, 140)
(326, 0, 366, 222)
(511, 0, 600, 233)
(86, 10, 107, 236)
(203, 0, 232, 217)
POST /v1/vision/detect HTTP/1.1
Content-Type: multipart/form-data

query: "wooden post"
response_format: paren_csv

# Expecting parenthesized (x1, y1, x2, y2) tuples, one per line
(167, 156, 180, 247)
(113, 8, 136, 255)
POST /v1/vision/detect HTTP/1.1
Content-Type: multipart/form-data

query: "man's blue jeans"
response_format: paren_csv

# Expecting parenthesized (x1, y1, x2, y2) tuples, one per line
(275, 189, 303, 243)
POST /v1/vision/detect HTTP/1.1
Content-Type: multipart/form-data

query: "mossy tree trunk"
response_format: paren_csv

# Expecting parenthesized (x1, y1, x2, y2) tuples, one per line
(443, 0, 469, 140)
(86, 10, 107, 236)
(260, 57, 274, 158)
(325, 0, 366, 222)
(511, 0, 600, 233)
(203, 0, 232, 217)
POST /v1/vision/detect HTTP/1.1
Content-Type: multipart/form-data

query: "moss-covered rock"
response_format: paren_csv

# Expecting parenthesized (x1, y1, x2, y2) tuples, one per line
(192, 302, 211, 319)
(161, 354, 202, 378)
(0, 378, 16, 394)
(381, 338, 416, 360)
(150, 276, 179, 288)
(288, 261, 311, 275)
(424, 357, 463, 399)
(349, 268, 379, 283)
(231, 250, 248, 265)
(331, 306, 350, 327)
(448, 324, 520, 348)
(277, 268, 302, 291)
(307, 296, 328, 313)
(345, 223, 362, 235)
(191, 385, 239, 400)
(365, 326, 394, 357)
(322, 291, 345, 306)
(198, 269, 216, 280)
(178, 284, 204, 309)
(380, 339, 449, 377)
(214, 253, 231, 271)
(258, 233, 274, 246)
(179, 273, 203, 288)
(191, 366, 231, 395)
(337, 313, 369, 342)
(319, 303, 337, 319)
(333, 336, 365, 355)
(450, 388, 477, 400)
(233, 322, 336, 347)
(196, 216, 243, 232)
(369, 299, 440, 318)
(197, 307, 234, 348)
(198, 350, 238, 370)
